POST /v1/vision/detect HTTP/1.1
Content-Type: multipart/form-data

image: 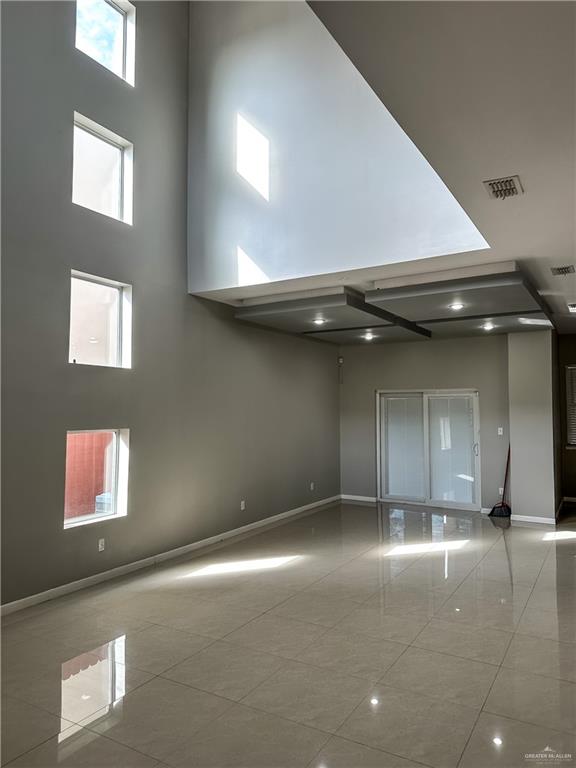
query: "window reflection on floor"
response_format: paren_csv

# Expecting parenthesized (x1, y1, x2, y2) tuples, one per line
(60, 634, 126, 728)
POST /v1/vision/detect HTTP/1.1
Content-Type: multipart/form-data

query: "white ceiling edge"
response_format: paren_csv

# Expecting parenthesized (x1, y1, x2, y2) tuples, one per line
(192, 249, 505, 306)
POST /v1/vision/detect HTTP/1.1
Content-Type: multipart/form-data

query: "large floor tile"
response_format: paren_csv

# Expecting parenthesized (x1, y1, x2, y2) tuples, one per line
(299, 575, 379, 604)
(516, 605, 576, 644)
(459, 712, 576, 768)
(165, 704, 329, 767)
(412, 617, 513, 665)
(338, 684, 478, 768)
(152, 599, 263, 638)
(121, 624, 214, 674)
(243, 661, 372, 732)
(334, 605, 428, 644)
(485, 667, 576, 734)
(295, 628, 407, 681)
(5, 726, 159, 767)
(268, 592, 359, 628)
(380, 646, 498, 709)
(503, 633, 576, 683)
(308, 736, 424, 768)
(161, 640, 286, 700)
(364, 585, 448, 618)
(225, 615, 327, 658)
(338, 685, 477, 768)
(84, 677, 232, 763)
(209, 582, 298, 612)
(1, 697, 74, 765)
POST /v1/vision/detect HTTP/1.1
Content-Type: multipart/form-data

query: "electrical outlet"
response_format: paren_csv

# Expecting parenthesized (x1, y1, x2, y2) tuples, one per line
(498, 427, 504, 436)
(310, 481, 315, 491)
(240, 500, 246, 511)
(98, 538, 105, 552)
(499, 488, 504, 495)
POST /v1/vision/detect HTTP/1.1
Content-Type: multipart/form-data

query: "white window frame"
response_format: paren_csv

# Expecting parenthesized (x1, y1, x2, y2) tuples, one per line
(73, 112, 133, 225)
(64, 428, 130, 529)
(566, 366, 576, 446)
(69, 270, 132, 369)
(75, 0, 136, 86)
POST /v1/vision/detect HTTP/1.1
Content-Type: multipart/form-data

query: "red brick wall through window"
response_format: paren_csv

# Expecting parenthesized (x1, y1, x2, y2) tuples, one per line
(64, 432, 113, 519)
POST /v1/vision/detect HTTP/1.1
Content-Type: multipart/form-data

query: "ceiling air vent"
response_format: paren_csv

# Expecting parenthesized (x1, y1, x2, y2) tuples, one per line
(483, 175, 524, 200)
(551, 265, 576, 276)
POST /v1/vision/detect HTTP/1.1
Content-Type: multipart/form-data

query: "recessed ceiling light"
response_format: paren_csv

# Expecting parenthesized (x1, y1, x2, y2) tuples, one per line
(363, 332, 376, 341)
(492, 737, 503, 747)
(481, 322, 495, 332)
(370, 697, 379, 706)
(449, 302, 465, 311)
(313, 317, 326, 326)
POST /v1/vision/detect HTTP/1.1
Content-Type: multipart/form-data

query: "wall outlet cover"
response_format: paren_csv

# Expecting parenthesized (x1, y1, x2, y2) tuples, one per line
(98, 538, 105, 552)
(240, 500, 246, 511)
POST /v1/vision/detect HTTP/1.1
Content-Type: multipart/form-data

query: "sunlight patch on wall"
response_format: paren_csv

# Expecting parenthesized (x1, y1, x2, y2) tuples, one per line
(236, 114, 270, 200)
(237, 246, 270, 287)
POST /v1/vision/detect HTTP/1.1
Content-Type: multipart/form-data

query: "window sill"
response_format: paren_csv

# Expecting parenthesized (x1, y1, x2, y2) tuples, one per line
(64, 513, 125, 530)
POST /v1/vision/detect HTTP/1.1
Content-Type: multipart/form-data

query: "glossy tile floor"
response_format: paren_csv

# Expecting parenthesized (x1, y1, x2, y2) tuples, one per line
(2, 502, 576, 767)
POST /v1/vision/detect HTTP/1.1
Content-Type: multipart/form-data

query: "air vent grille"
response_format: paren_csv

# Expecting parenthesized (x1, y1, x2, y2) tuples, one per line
(483, 175, 523, 200)
(568, 303, 576, 313)
(551, 265, 576, 276)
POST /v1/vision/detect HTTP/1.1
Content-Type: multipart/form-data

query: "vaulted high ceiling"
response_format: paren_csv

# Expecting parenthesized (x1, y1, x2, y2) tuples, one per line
(309, 0, 576, 332)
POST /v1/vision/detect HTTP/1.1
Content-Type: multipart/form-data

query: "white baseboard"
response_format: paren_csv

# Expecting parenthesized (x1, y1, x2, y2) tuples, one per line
(1, 495, 340, 616)
(510, 514, 556, 525)
(340, 495, 378, 503)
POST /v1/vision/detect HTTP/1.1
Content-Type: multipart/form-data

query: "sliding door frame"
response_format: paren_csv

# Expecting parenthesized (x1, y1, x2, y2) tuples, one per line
(376, 389, 482, 511)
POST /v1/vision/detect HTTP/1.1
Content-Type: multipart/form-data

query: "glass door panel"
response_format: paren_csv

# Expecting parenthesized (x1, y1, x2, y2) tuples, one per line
(382, 394, 426, 501)
(428, 395, 476, 506)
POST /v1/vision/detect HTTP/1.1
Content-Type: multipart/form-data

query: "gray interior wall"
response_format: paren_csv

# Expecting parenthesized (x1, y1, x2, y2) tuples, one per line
(1, 1, 340, 604)
(339, 336, 510, 508)
(508, 331, 556, 520)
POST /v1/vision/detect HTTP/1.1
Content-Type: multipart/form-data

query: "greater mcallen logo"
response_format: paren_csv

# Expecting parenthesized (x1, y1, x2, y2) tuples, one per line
(524, 746, 573, 763)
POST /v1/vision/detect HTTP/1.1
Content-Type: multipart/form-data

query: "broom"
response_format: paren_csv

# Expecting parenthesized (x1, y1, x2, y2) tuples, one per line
(490, 446, 511, 518)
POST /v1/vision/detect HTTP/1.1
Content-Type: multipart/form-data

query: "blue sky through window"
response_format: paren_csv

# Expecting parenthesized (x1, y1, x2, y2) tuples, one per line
(76, 0, 125, 78)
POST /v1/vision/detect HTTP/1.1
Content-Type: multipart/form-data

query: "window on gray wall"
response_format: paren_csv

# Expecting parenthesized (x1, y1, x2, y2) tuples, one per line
(75, 0, 136, 85)
(69, 272, 132, 368)
(566, 366, 576, 445)
(72, 113, 133, 224)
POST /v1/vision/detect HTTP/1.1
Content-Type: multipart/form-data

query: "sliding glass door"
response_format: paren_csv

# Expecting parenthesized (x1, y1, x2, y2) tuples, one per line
(378, 391, 480, 510)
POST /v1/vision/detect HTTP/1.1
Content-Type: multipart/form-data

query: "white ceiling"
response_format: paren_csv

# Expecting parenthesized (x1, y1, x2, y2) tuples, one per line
(308, 0, 576, 332)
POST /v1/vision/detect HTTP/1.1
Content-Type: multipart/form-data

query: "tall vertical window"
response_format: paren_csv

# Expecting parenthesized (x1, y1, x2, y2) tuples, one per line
(75, 0, 136, 85)
(73, 113, 133, 224)
(69, 272, 132, 368)
(64, 430, 129, 528)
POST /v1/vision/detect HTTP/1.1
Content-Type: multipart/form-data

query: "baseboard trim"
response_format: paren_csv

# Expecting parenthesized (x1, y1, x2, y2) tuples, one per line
(340, 495, 378, 503)
(1, 495, 341, 616)
(510, 514, 556, 525)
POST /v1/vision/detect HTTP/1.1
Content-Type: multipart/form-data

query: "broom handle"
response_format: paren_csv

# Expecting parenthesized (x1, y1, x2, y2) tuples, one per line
(501, 446, 511, 503)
